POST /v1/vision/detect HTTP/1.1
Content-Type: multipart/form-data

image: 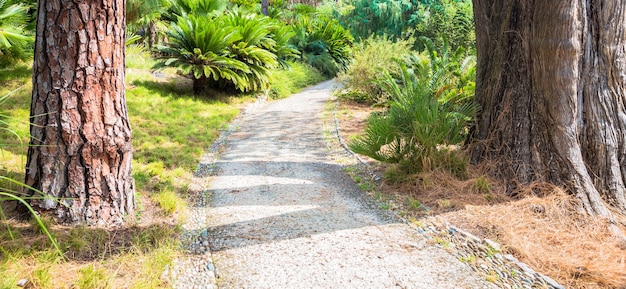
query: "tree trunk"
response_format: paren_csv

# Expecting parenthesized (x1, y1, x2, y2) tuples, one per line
(25, 0, 134, 225)
(193, 75, 209, 95)
(261, 0, 269, 16)
(147, 21, 156, 49)
(470, 0, 626, 218)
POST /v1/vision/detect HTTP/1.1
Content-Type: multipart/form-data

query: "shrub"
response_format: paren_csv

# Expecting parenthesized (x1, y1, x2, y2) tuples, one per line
(156, 0, 298, 94)
(290, 14, 353, 77)
(269, 61, 325, 99)
(337, 35, 413, 104)
(155, 14, 249, 94)
(349, 60, 477, 176)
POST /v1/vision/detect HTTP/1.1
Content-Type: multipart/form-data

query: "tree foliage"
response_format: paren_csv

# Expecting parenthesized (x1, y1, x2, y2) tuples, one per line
(340, 0, 474, 52)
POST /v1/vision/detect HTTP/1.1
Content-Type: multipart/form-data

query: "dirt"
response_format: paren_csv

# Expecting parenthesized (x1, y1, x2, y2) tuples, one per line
(203, 80, 498, 288)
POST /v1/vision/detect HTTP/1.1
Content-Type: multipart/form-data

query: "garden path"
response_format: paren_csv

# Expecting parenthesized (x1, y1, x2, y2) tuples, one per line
(181, 80, 497, 289)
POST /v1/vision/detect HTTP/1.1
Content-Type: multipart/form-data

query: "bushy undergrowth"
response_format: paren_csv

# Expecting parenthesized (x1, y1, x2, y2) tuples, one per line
(340, 0, 474, 52)
(269, 61, 326, 99)
(337, 35, 413, 104)
(349, 58, 477, 176)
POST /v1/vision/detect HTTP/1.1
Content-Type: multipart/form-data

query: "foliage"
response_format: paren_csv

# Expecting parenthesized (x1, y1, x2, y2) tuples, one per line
(337, 35, 413, 104)
(155, 14, 250, 94)
(0, 0, 34, 66)
(269, 61, 325, 99)
(289, 13, 353, 77)
(349, 59, 477, 176)
(413, 0, 475, 52)
(340, 0, 474, 52)
(340, 0, 417, 40)
(156, 0, 300, 94)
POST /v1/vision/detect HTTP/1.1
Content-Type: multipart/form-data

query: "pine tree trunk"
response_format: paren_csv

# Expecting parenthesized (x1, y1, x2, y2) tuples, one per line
(470, 0, 626, 218)
(26, 0, 134, 225)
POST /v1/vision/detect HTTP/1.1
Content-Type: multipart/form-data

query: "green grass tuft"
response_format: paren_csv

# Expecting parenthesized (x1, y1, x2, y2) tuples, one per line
(269, 61, 326, 99)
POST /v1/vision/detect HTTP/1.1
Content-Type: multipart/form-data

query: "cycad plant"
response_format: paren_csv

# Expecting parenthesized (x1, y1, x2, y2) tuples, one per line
(349, 60, 477, 176)
(0, 0, 33, 65)
(290, 14, 353, 77)
(221, 11, 279, 91)
(155, 15, 250, 94)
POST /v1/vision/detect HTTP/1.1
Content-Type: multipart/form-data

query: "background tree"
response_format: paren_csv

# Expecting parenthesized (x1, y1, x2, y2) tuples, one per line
(25, 0, 134, 225)
(469, 1, 626, 219)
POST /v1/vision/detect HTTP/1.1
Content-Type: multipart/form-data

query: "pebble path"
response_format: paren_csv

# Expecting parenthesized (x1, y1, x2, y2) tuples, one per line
(166, 80, 564, 289)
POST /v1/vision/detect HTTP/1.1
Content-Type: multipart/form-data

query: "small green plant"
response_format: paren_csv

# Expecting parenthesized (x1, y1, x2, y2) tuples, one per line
(433, 237, 451, 249)
(32, 265, 52, 288)
(380, 203, 390, 210)
(485, 244, 499, 257)
(484, 270, 500, 283)
(76, 265, 110, 289)
(407, 197, 421, 210)
(458, 254, 476, 264)
(357, 182, 373, 191)
(153, 190, 186, 216)
(436, 199, 454, 209)
(473, 175, 491, 194)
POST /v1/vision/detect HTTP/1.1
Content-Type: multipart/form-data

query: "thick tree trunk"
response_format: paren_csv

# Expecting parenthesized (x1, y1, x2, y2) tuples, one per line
(26, 0, 134, 225)
(470, 0, 626, 217)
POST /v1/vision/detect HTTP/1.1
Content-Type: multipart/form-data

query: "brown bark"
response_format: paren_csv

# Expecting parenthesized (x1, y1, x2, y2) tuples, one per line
(470, 0, 626, 217)
(26, 0, 134, 225)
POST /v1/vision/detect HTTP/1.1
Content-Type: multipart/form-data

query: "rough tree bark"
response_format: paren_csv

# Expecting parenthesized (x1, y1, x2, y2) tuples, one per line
(470, 0, 626, 218)
(25, 0, 134, 225)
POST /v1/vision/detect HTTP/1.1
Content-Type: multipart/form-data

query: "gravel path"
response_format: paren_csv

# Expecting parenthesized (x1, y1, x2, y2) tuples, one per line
(178, 80, 497, 289)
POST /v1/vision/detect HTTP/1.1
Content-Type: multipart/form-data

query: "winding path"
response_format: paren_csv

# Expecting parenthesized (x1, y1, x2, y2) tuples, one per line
(187, 80, 497, 288)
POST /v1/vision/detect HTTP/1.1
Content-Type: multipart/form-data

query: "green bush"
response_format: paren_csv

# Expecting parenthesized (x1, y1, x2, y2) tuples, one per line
(156, 0, 299, 94)
(349, 60, 477, 177)
(337, 35, 413, 104)
(340, 0, 474, 52)
(269, 61, 326, 99)
(290, 14, 353, 77)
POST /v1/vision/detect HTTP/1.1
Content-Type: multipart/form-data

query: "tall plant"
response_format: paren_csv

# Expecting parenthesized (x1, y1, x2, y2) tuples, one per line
(290, 14, 353, 77)
(349, 60, 477, 176)
(155, 15, 249, 94)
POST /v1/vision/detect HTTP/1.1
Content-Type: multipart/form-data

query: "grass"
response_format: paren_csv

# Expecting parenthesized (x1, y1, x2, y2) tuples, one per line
(268, 61, 326, 99)
(0, 59, 231, 287)
(0, 47, 328, 288)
